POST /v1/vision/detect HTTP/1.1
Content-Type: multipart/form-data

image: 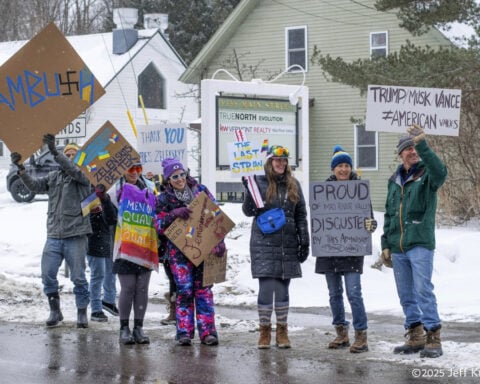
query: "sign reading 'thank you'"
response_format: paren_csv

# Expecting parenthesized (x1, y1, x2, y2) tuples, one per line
(310, 180, 372, 257)
(366, 84, 461, 136)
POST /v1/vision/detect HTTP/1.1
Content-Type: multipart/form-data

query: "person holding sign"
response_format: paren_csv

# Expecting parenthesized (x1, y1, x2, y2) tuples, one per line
(10, 136, 91, 328)
(154, 158, 224, 347)
(315, 145, 377, 353)
(242, 145, 309, 349)
(381, 125, 447, 358)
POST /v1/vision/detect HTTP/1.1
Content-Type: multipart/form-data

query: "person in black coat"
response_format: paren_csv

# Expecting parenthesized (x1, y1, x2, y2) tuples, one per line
(242, 145, 309, 349)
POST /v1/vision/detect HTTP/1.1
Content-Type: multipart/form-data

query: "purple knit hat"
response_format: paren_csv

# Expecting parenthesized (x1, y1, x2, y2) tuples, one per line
(162, 157, 185, 179)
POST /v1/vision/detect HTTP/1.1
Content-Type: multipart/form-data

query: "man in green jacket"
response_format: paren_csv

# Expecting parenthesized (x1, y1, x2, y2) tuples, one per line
(381, 124, 447, 359)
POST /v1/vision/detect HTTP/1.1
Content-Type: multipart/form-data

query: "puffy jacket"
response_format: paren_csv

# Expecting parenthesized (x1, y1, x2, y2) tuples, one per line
(19, 152, 91, 238)
(87, 192, 117, 258)
(381, 140, 447, 254)
(242, 174, 309, 279)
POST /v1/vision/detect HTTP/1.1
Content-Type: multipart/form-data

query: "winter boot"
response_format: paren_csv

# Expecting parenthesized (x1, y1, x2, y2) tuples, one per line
(350, 330, 369, 353)
(160, 292, 176, 325)
(393, 323, 425, 354)
(328, 325, 350, 349)
(420, 327, 443, 358)
(276, 323, 291, 349)
(119, 326, 135, 345)
(46, 295, 63, 327)
(76, 308, 88, 329)
(258, 324, 271, 349)
(133, 326, 150, 344)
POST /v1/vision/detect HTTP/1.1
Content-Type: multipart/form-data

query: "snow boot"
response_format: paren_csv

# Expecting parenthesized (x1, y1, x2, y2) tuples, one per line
(160, 292, 176, 325)
(276, 323, 291, 349)
(258, 323, 271, 349)
(133, 326, 150, 344)
(119, 326, 135, 345)
(46, 295, 63, 327)
(76, 308, 88, 329)
(393, 323, 425, 354)
(328, 325, 350, 349)
(350, 330, 369, 353)
(420, 327, 443, 358)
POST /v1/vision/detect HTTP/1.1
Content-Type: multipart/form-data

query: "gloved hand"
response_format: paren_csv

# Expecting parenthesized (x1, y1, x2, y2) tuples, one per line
(241, 176, 249, 189)
(95, 184, 108, 201)
(211, 242, 226, 257)
(43, 133, 58, 156)
(297, 245, 309, 263)
(407, 124, 425, 144)
(381, 248, 393, 268)
(171, 207, 192, 220)
(364, 218, 377, 233)
(10, 152, 25, 172)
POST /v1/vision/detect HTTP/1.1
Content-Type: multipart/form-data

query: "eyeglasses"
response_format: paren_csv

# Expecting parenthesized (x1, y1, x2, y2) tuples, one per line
(269, 146, 289, 158)
(170, 172, 187, 180)
(127, 165, 143, 174)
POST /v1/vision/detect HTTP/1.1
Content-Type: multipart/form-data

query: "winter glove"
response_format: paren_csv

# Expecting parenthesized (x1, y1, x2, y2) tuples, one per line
(211, 242, 226, 257)
(364, 218, 377, 233)
(241, 176, 249, 189)
(95, 184, 108, 201)
(10, 152, 25, 172)
(381, 248, 393, 268)
(171, 207, 192, 220)
(297, 245, 309, 263)
(43, 133, 58, 156)
(407, 124, 425, 144)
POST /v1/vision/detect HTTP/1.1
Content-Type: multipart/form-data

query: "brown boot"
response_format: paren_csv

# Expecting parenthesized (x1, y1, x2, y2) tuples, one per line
(393, 323, 425, 354)
(328, 325, 350, 349)
(258, 324, 271, 349)
(420, 327, 443, 358)
(350, 330, 368, 353)
(276, 323, 291, 349)
(160, 292, 176, 325)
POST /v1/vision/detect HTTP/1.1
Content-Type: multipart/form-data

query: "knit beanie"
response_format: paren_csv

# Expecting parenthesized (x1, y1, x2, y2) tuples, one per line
(397, 135, 414, 155)
(162, 157, 185, 180)
(331, 145, 352, 170)
(63, 143, 80, 154)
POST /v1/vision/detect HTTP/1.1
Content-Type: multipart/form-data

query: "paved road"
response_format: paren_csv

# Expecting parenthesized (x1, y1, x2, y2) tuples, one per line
(0, 305, 478, 384)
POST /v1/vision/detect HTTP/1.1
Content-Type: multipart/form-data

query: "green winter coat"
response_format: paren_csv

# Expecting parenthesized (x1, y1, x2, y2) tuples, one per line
(381, 140, 447, 254)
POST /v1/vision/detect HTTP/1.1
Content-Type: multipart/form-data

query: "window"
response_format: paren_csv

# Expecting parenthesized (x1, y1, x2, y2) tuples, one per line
(286, 26, 307, 72)
(370, 31, 388, 58)
(138, 62, 166, 109)
(355, 124, 377, 169)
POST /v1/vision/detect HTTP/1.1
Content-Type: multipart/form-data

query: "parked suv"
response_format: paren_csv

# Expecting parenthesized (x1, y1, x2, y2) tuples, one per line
(6, 146, 63, 203)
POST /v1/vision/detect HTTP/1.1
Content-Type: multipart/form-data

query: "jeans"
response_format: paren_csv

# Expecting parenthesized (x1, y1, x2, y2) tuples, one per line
(325, 272, 368, 330)
(87, 256, 116, 312)
(392, 246, 441, 331)
(42, 236, 89, 309)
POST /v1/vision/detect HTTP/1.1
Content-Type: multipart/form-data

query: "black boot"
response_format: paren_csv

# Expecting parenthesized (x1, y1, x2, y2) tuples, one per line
(77, 308, 88, 329)
(46, 295, 63, 327)
(119, 326, 135, 345)
(133, 327, 150, 344)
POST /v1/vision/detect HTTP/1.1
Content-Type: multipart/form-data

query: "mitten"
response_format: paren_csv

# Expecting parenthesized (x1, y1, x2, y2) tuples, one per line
(43, 133, 58, 155)
(95, 184, 107, 201)
(171, 207, 192, 220)
(364, 218, 377, 233)
(407, 124, 425, 144)
(211, 242, 226, 257)
(297, 245, 309, 263)
(381, 248, 393, 268)
(10, 152, 25, 171)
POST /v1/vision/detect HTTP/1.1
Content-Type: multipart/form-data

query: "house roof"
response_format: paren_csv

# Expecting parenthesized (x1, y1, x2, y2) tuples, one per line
(0, 28, 186, 87)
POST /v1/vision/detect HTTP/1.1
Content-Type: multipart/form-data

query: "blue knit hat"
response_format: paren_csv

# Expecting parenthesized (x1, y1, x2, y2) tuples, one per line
(331, 145, 353, 170)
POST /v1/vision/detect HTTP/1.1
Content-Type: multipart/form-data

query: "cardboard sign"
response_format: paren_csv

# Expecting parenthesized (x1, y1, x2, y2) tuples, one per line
(164, 191, 235, 266)
(202, 250, 227, 286)
(0, 23, 105, 159)
(73, 121, 140, 191)
(310, 180, 372, 257)
(366, 84, 461, 136)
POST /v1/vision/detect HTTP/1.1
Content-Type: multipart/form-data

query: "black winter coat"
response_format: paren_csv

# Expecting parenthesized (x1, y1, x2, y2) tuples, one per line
(315, 172, 364, 275)
(242, 174, 309, 280)
(87, 193, 117, 258)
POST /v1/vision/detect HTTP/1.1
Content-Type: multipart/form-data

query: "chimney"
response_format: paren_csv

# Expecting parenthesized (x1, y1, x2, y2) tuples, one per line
(144, 13, 169, 38)
(112, 8, 139, 54)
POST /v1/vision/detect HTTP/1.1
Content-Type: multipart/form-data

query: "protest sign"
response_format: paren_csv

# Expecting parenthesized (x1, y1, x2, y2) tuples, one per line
(73, 121, 140, 191)
(137, 124, 188, 176)
(203, 250, 227, 286)
(227, 140, 265, 177)
(366, 84, 461, 136)
(310, 180, 372, 257)
(0, 22, 105, 159)
(164, 191, 235, 266)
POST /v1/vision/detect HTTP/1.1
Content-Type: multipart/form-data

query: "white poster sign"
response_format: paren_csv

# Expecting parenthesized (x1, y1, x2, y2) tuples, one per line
(366, 85, 461, 136)
(137, 124, 188, 175)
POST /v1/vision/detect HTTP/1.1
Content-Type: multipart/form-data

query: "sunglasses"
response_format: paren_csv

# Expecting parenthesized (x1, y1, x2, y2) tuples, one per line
(127, 165, 143, 174)
(170, 172, 187, 180)
(270, 146, 289, 157)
